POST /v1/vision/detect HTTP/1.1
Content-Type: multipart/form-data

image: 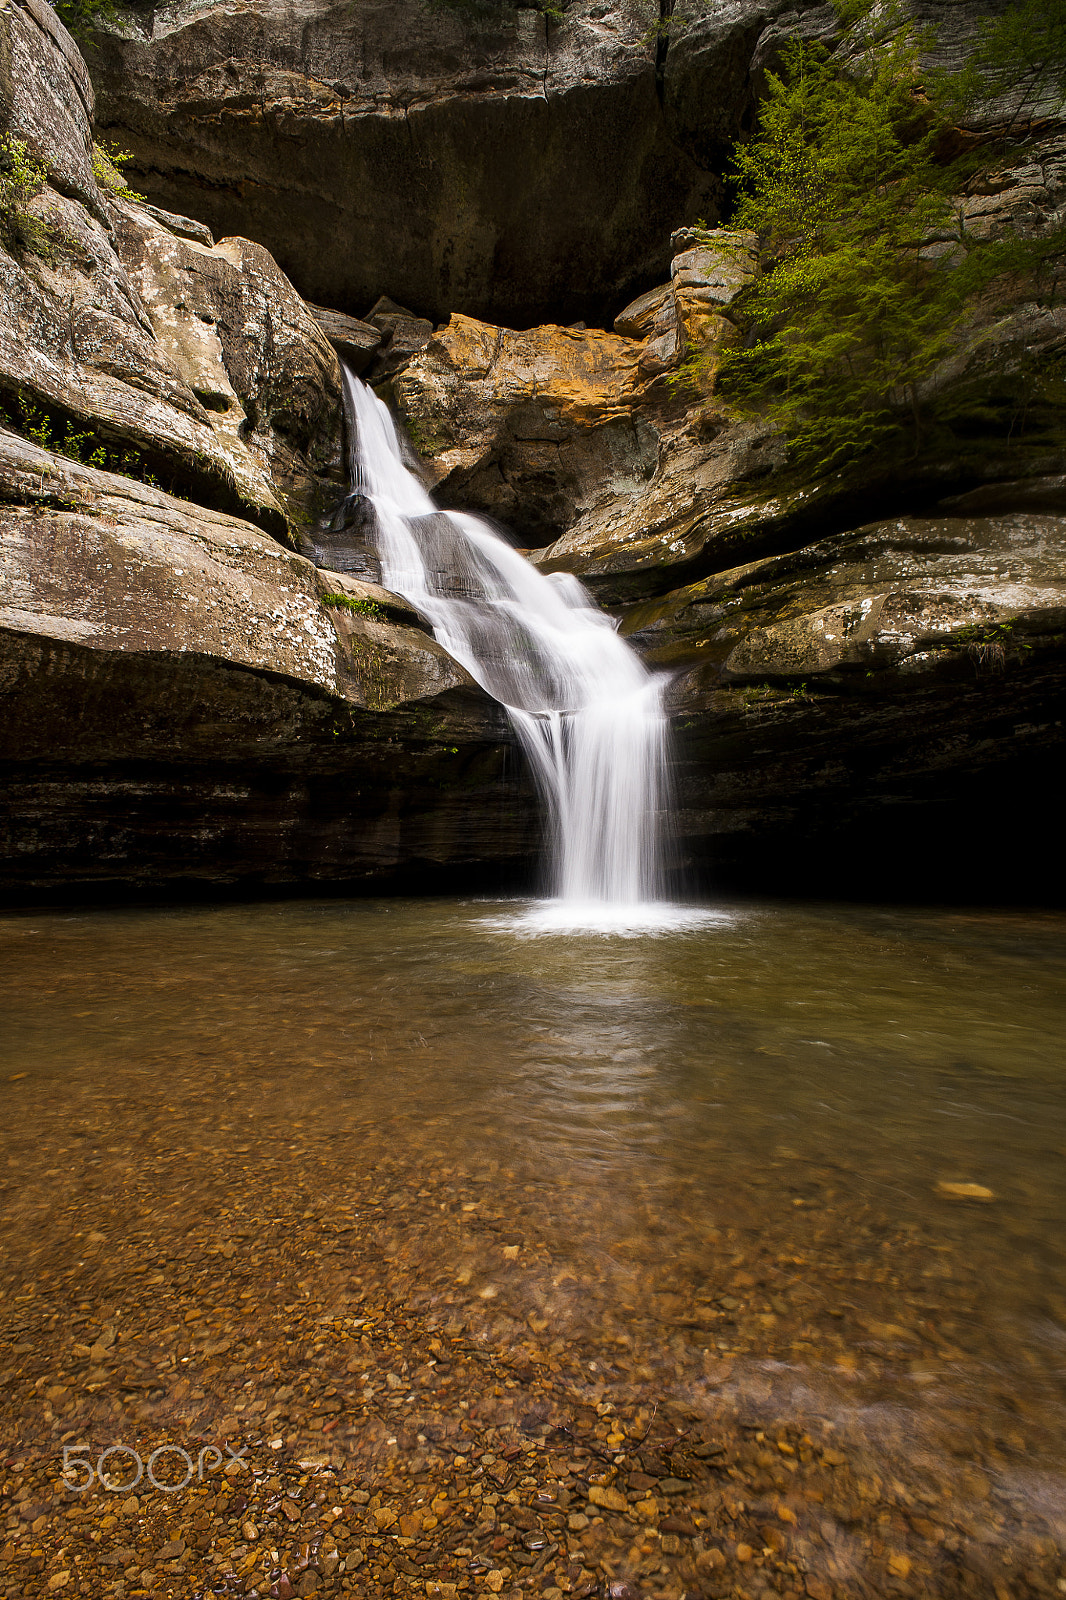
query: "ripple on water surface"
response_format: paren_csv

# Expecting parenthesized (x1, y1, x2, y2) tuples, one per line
(1, 895, 1065, 1597)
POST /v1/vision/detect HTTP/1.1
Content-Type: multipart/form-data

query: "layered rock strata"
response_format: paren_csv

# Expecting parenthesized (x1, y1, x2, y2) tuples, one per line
(3, 0, 1066, 901)
(641, 514, 1066, 898)
(84, 0, 1059, 327)
(86, 0, 723, 327)
(0, 429, 537, 896)
(0, 0, 346, 539)
(0, 0, 536, 899)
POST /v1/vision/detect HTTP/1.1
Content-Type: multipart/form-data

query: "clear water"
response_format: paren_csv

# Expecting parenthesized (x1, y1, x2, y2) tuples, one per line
(3, 895, 1065, 1548)
(345, 373, 668, 908)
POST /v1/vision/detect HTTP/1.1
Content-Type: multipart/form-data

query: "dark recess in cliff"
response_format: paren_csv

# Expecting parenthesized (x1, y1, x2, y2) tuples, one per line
(88, 0, 726, 329)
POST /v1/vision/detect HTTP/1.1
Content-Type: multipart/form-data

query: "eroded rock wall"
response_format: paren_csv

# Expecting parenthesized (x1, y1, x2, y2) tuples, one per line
(84, 0, 1060, 330)
(3, 0, 1066, 902)
(628, 514, 1066, 897)
(86, 0, 723, 328)
(0, 0, 538, 899)
(0, 429, 538, 895)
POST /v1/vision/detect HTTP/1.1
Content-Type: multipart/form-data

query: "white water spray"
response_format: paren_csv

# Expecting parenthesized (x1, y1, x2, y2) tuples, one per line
(343, 370, 671, 918)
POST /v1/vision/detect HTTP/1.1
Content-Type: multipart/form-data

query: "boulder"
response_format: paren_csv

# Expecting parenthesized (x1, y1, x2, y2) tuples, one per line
(141, 202, 215, 247)
(365, 296, 434, 381)
(309, 304, 383, 375)
(111, 207, 345, 530)
(614, 225, 756, 377)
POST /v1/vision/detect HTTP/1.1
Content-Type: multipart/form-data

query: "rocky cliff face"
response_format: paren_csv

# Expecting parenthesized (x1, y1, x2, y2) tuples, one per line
(0, 424, 538, 897)
(85, 0, 727, 328)
(390, 220, 1066, 899)
(0, 0, 537, 898)
(640, 514, 1066, 899)
(82, 0, 1050, 329)
(0, 0, 346, 539)
(2, 0, 1065, 901)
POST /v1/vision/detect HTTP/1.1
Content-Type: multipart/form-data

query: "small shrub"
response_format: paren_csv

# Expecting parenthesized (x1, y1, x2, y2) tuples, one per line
(91, 141, 146, 203)
(947, 619, 1031, 672)
(322, 592, 384, 619)
(2, 389, 162, 489)
(0, 136, 55, 261)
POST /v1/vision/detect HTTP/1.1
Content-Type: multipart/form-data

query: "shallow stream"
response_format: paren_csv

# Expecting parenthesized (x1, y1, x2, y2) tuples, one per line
(1, 897, 1064, 1599)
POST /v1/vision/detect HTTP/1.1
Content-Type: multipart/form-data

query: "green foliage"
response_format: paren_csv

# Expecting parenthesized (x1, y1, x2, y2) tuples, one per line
(947, 617, 1033, 671)
(52, 0, 116, 40)
(0, 135, 57, 261)
(91, 141, 146, 203)
(683, 0, 1064, 476)
(322, 592, 384, 618)
(2, 390, 162, 488)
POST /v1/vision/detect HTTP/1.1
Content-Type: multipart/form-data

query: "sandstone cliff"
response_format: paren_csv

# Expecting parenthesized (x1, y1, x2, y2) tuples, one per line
(1, 0, 1064, 900)
(0, 0, 537, 897)
(86, 0, 723, 327)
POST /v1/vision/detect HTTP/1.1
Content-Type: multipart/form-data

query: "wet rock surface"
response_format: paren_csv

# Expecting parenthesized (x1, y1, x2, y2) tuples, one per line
(0, 896, 1065, 1598)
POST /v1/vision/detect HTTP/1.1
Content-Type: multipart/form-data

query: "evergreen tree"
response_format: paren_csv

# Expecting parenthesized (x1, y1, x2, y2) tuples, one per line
(688, 1, 1065, 475)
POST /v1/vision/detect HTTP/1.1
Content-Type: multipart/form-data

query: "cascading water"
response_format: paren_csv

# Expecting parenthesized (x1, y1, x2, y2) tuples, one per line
(343, 369, 675, 926)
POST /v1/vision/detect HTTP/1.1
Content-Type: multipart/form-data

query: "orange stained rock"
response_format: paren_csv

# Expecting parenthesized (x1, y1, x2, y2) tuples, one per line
(421, 312, 643, 425)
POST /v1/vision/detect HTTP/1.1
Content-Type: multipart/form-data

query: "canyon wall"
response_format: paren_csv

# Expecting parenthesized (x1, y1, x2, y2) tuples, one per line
(1, 0, 1064, 899)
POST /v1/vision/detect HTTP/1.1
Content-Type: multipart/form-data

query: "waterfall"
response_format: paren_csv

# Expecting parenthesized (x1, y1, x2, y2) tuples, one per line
(343, 369, 670, 917)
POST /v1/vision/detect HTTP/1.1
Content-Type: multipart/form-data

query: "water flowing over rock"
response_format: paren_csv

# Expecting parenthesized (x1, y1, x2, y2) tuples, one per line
(1, 0, 1065, 902)
(344, 371, 668, 907)
(0, 0, 539, 899)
